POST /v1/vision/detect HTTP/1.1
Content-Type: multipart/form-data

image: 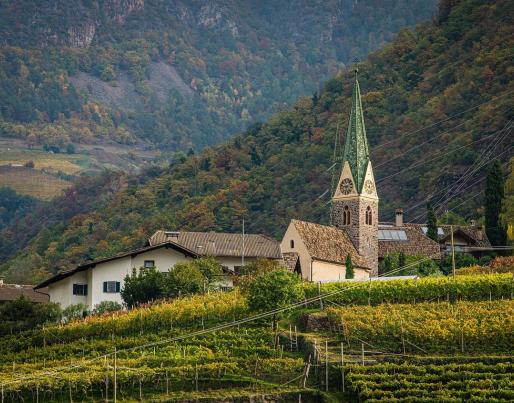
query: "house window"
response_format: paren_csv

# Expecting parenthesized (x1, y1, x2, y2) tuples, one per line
(103, 281, 120, 293)
(290, 240, 295, 248)
(366, 206, 372, 225)
(233, 266, 243, 274)
(343, 206, 351, 225)
(144, 260, 155, 268)
(73, 284, 88, 296)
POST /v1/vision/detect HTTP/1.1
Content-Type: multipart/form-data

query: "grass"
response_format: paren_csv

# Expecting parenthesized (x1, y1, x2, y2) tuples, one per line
(0, 165, 71, 199)
(0, 149, 87, 174)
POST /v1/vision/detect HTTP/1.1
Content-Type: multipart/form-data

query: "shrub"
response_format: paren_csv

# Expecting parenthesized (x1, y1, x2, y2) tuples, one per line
(439, 253, 477, 275)
(0, 297, 61, 335)
(93, 300, 122, 315)
(246, 269, 304, 313)
(62, 303, 87, 323)
(166, 263, 205, 298)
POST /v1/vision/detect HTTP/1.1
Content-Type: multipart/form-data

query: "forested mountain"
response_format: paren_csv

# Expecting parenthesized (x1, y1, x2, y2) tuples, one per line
(0, 0, 436, 152)
(1, 0, 514, 283)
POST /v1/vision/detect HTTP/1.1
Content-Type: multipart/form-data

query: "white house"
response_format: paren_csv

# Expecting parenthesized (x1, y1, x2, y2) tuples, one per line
(34, 231, 282, 310)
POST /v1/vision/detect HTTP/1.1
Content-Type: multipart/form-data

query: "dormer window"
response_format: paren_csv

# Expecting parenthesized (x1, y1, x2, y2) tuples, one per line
(343, 206, 351, 225)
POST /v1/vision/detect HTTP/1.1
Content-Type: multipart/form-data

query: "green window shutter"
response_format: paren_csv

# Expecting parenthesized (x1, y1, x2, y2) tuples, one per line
(103, 282, 107, 292)
(116, 282, 120, 292)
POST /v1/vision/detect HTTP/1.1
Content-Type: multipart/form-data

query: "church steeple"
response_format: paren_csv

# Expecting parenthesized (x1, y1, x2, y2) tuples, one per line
(332, 70, 379, 276)
(342, 70, 370, 193)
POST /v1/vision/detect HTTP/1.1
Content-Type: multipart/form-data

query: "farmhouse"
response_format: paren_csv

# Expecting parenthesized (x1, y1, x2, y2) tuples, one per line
(34, 232, 281, 309)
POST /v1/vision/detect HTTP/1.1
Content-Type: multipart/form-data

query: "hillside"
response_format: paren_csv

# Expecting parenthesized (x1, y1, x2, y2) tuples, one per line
(0, 0, 436, 154)
(1, 0, 511, 283)
(0, 274, 512, 401)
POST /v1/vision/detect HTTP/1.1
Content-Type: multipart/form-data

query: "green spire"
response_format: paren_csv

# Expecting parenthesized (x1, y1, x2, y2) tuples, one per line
(342, 70, 370, 193)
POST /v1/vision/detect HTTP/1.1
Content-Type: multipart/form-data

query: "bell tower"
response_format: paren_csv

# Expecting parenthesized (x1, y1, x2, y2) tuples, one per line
(332, 70, 379, 275)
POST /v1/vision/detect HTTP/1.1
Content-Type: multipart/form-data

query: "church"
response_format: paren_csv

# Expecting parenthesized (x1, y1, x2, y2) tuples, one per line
(281, 73, 380, 280)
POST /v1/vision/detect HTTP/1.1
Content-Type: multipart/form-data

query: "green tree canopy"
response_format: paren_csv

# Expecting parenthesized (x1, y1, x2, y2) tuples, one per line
(246, 269, 304, 313)
(345, 254, 355, 279)
(486, 160, 507, 246)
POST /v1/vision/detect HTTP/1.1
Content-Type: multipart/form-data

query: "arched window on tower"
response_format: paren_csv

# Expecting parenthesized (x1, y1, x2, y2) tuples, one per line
(366, 206, 372, 225)
(343, 206, 351, 225)
(290, 239, 295, 249)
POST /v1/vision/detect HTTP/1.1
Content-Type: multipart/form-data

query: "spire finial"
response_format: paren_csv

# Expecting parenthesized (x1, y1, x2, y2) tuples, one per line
(354, 67, 359, 78)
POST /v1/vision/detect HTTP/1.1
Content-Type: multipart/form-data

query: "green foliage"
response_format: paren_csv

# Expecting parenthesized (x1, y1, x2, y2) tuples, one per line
(486, 160, 507, 246)
(234, 258, 287, 290)
(305, 273, 513, 305)
(121, 267, 166, 308)
(379, 253, 442, 277)
(426, 203, 438, 241)
(61, 303, 87, 323)
(190, 257, 224, 283)
(246, 270, 304, 312)
(0, 0, 437, 151)
(439, 252, 477, 275)
(501, 157, 514, 243)
(345, 254, 354, 279)
(165, 263, 205, 298)
(0, 297, 61, 335)
(92, 300, 122, 316)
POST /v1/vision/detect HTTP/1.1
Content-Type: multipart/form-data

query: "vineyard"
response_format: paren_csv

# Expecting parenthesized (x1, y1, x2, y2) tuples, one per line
(0, 274, 513, 401)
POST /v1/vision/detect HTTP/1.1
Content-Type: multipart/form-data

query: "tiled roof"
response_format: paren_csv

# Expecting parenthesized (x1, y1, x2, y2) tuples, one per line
(437, 225, 491, 247)
(0, 284, 49, 303)
(34, 242, 199, 289)
(378, 224, 441, 259)
(291, 220, 369, 269)
(149, 230, 282, 259)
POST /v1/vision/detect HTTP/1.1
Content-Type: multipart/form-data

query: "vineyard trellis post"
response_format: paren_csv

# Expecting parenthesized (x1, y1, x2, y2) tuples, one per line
(361, 342, 365, 365)
(114, 347, 117, 403)
(318, 282, 323, 310)
(325, 340, 329, 392)
(301, 354, 311, 388)
(1, 384, 4, 403)
(340, 342, 345, 392)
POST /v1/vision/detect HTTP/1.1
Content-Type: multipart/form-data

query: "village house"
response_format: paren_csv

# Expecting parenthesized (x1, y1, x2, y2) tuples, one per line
(34, 231, 281, 309)
(0, 280, 49, 304)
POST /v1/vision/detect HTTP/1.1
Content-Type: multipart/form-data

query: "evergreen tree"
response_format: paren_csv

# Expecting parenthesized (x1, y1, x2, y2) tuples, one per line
(398, 251, 406, 270)
(485, 160, 507, 246)
(426, 203, 438, 241)
(345, 254, 354, 279)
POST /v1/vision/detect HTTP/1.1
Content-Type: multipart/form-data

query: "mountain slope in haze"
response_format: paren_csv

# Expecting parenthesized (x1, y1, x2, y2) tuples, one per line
(0, 0, 437, 152)
(2, 0, 514, 283)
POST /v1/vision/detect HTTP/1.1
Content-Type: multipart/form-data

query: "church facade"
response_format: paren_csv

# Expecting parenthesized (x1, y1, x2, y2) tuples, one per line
(281, 73, 379, 280)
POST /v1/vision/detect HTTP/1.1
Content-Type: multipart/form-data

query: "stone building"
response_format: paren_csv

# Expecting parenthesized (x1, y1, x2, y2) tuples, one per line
(281, 72, 379, 280)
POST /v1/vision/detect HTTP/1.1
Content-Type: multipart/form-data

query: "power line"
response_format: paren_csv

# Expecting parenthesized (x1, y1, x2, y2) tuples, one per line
(371, 89, 514, 152)
(2, 253, 440, 388)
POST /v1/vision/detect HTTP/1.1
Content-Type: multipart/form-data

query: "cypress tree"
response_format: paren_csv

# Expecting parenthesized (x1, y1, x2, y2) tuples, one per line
(345, 254, 354, 279)
(398, 252, 406, 270)
(485, 160, 507, 246)
(426, 203, 438, 241)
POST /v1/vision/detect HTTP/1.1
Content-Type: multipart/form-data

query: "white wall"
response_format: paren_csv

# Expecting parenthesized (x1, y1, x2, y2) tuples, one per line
(312, 260, 369, 282)
(48, 270, 88, 308)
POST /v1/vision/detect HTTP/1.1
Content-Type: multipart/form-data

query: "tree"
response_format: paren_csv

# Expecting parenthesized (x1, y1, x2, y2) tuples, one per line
(121, 267, 165, 308)
(192, 257, 224, 283)
(345, 254, 354, 279)
(439, 253, 477, 276)
(379, 254, 395, 275)
(398, 251, 406, 270)
(246, 269, 304, 314)
(426, 203, 438, 241)
(165, 263, 204, 298)
(486, 160, 507, 246)
(0, 297, 61, 335)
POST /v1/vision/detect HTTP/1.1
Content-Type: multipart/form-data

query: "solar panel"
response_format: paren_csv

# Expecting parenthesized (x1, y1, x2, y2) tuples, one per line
(378, 229, 408, 241)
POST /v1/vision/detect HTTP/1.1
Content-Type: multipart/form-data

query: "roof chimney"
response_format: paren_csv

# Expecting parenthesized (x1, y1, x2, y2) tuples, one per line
(395, 209, 404, 227)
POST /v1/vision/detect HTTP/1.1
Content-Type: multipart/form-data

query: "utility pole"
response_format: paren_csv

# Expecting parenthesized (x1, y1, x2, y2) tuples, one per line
(241, 219, 245, 267)
(114, 347, 117, 403)
(450, 225, 456, 278)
